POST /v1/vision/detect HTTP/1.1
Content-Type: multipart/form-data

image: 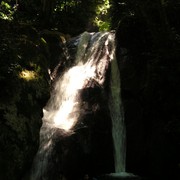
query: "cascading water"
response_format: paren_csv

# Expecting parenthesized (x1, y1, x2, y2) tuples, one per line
(109, 49, 126, 173)
(30, 31, 126, 179)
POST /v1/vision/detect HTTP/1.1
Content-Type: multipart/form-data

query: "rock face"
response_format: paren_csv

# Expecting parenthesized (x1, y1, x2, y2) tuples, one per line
(29, 84, 114, 180)
(99, 172, 142, 180)
(0, 22, 68, 180)
(19, 26, 180, 180)
(1, 19, 179, 180)
(29, 32, 117, 180)
(116, 16, 180, 180)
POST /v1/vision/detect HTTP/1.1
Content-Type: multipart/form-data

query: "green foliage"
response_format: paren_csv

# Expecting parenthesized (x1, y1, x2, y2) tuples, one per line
(51, 0, 96, 34)
(0, 22, 50, 179)
(0, 1, 16, 21)
(54, 0, 80, 11)
(0, 0, 113, 33)
(93, 0, 112, 31)
(94, 18, 111, 31)
(4, 104, 28, 141)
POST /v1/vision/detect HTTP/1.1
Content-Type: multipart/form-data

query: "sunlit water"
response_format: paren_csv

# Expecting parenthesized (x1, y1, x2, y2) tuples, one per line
(43, 62, 96, 131)
(30, 31, 125, 179)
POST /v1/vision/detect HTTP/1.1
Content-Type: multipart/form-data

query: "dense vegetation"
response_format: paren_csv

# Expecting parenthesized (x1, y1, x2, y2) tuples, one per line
(0, 0, 179, 179)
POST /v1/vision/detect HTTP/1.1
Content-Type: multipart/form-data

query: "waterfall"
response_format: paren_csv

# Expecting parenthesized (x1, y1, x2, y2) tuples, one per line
(109, 51, 126, 173)
(29, 31, 126, 179)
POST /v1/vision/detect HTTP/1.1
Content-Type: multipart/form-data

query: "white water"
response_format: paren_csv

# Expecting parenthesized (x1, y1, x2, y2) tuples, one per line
(30, 32, 126, 179)
(109, 52, 126, 172)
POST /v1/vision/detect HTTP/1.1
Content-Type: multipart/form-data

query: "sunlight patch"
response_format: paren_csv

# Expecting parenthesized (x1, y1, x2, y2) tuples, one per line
(19, 69, 37, 81)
